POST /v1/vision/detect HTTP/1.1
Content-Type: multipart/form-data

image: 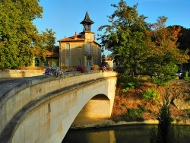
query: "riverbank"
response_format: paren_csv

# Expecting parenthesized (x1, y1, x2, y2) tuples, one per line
(70, 117, 190, 130)
(71, 79, 190, 130)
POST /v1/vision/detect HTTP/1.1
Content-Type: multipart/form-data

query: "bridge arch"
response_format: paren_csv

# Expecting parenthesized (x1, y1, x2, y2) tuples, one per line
(0, 71, 117, 143)
(77, 94, 111, 119)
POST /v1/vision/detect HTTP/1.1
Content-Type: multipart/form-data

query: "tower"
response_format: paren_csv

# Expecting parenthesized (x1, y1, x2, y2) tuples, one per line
(80, 11, 94, 32)
(58, 11, 101, 70)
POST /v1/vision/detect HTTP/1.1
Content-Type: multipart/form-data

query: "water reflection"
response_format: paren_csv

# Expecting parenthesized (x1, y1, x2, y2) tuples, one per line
(62, 125, 190, 143)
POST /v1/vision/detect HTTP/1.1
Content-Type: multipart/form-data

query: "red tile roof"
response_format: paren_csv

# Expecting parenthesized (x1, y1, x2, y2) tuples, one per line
(34, 47, 59, 58)
(57, 32, 101, 47)
(46, 51, 59, 57)
(58, 33, 84, 42)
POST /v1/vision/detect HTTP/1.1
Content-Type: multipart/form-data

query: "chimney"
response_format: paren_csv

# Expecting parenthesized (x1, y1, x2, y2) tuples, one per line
(94, 35, 96, 41)
(74, 32, 77, 39)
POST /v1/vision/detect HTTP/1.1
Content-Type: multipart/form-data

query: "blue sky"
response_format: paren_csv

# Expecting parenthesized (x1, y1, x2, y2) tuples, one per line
(33, 0, 190, 55)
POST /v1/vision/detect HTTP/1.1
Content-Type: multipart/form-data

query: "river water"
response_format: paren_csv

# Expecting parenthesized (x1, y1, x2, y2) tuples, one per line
(62, 125, 190, 143)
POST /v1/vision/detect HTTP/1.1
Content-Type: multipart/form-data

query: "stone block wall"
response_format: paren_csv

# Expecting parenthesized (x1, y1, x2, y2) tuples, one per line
(0, 70, 45, 78)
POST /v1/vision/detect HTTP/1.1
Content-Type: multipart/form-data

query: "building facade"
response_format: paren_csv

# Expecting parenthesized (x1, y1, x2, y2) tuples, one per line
(31, 46, 59, 69)
(58, 11, 101, 71)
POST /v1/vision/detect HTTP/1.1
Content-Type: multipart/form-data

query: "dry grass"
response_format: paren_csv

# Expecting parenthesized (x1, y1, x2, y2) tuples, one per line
(111, 79, 190, 122)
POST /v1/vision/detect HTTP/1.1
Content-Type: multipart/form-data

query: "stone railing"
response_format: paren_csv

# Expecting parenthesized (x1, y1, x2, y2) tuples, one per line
(0, 70, 45, 78)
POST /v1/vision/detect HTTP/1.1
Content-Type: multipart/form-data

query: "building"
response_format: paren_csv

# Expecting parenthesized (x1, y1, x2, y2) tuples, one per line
(33, 46, 59, 68)
(58, 11, 102, 71)
(43, 46, 59, 67)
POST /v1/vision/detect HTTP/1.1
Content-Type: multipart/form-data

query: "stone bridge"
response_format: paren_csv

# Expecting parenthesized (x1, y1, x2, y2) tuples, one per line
(0, 71, 117, 143)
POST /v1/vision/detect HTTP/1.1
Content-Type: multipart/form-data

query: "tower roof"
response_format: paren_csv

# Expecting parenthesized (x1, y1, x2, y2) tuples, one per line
(80, 11, 94, 24)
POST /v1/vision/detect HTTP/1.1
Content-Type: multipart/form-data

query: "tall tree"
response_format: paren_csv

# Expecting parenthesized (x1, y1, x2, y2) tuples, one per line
(142, 17, 189, 85)
(0, 0, 44, 69)
(98, 0, 151, 79)
(150, 93, 181, 143)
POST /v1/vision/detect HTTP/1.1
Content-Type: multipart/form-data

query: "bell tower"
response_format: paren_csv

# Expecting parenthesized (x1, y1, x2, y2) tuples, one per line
(80, 11, 95, 41)
(80, 11, 94, 32)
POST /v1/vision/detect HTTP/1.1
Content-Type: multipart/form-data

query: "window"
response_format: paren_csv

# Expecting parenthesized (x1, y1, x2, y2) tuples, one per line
(35, 58, 39, 66)
(66, 44, 70, 52)
(66, 58, 70, 67)
(87, 60, 91, 66)
(87, 44, 91, 53)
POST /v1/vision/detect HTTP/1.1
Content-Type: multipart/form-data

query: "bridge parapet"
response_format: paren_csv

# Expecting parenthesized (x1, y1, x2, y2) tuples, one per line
(0, 70, 45, 78)
(0, 71, 117, 142)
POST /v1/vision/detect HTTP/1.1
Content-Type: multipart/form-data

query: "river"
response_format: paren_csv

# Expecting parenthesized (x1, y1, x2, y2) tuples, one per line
(62, 125, 190, 143)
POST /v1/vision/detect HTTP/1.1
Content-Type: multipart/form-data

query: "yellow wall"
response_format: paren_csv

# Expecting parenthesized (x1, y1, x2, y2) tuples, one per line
(59, 33, 101, 70)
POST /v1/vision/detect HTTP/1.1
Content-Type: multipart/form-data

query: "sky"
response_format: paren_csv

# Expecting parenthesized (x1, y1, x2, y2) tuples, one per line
(33, 0, 190, 55)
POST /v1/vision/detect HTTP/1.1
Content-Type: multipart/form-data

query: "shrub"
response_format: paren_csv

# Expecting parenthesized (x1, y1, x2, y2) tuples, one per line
(123, 108, 145, 121)
(147, 109, 153, 114)
(151, 75, 170, 86)
(138, 105, 147, 112)
(117, 91, 123, 97)
(149, 94, 181, 143)
(150, 64, 178, 86)
(122, 82, 135, 92)
(143, 88, 158, 101)
(184, 71, 190, 81)
(121, 76, 142, 92)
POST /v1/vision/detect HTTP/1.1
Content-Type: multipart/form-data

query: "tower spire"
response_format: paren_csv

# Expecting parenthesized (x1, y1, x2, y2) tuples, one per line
(80, 11, 94, 32)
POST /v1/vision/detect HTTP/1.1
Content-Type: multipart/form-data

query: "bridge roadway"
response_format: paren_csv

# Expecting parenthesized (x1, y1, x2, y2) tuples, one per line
(0, 71, 117, 143)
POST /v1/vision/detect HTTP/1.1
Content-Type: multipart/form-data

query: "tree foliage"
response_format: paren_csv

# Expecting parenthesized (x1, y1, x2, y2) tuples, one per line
(177, 26, 190, 52)
(98, 0, 190, 86)
(142, 17, 189, 85)
(34, 29, 56, 63)
(98, 0, 151, 79)
(0, 0, 56, 69)
(42, 29, 56, 52)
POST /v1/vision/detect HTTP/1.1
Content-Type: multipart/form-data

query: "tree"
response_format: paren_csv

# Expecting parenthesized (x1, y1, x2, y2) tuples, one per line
(173, 25, 190, 52)
(0, 0, 55, 69)
(142, 17, 189, 85)
(150, 93, 181, 143)
(42, 29, 56, 52)
(34, 29, 56, 63)
(98, 0, 151, 79)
